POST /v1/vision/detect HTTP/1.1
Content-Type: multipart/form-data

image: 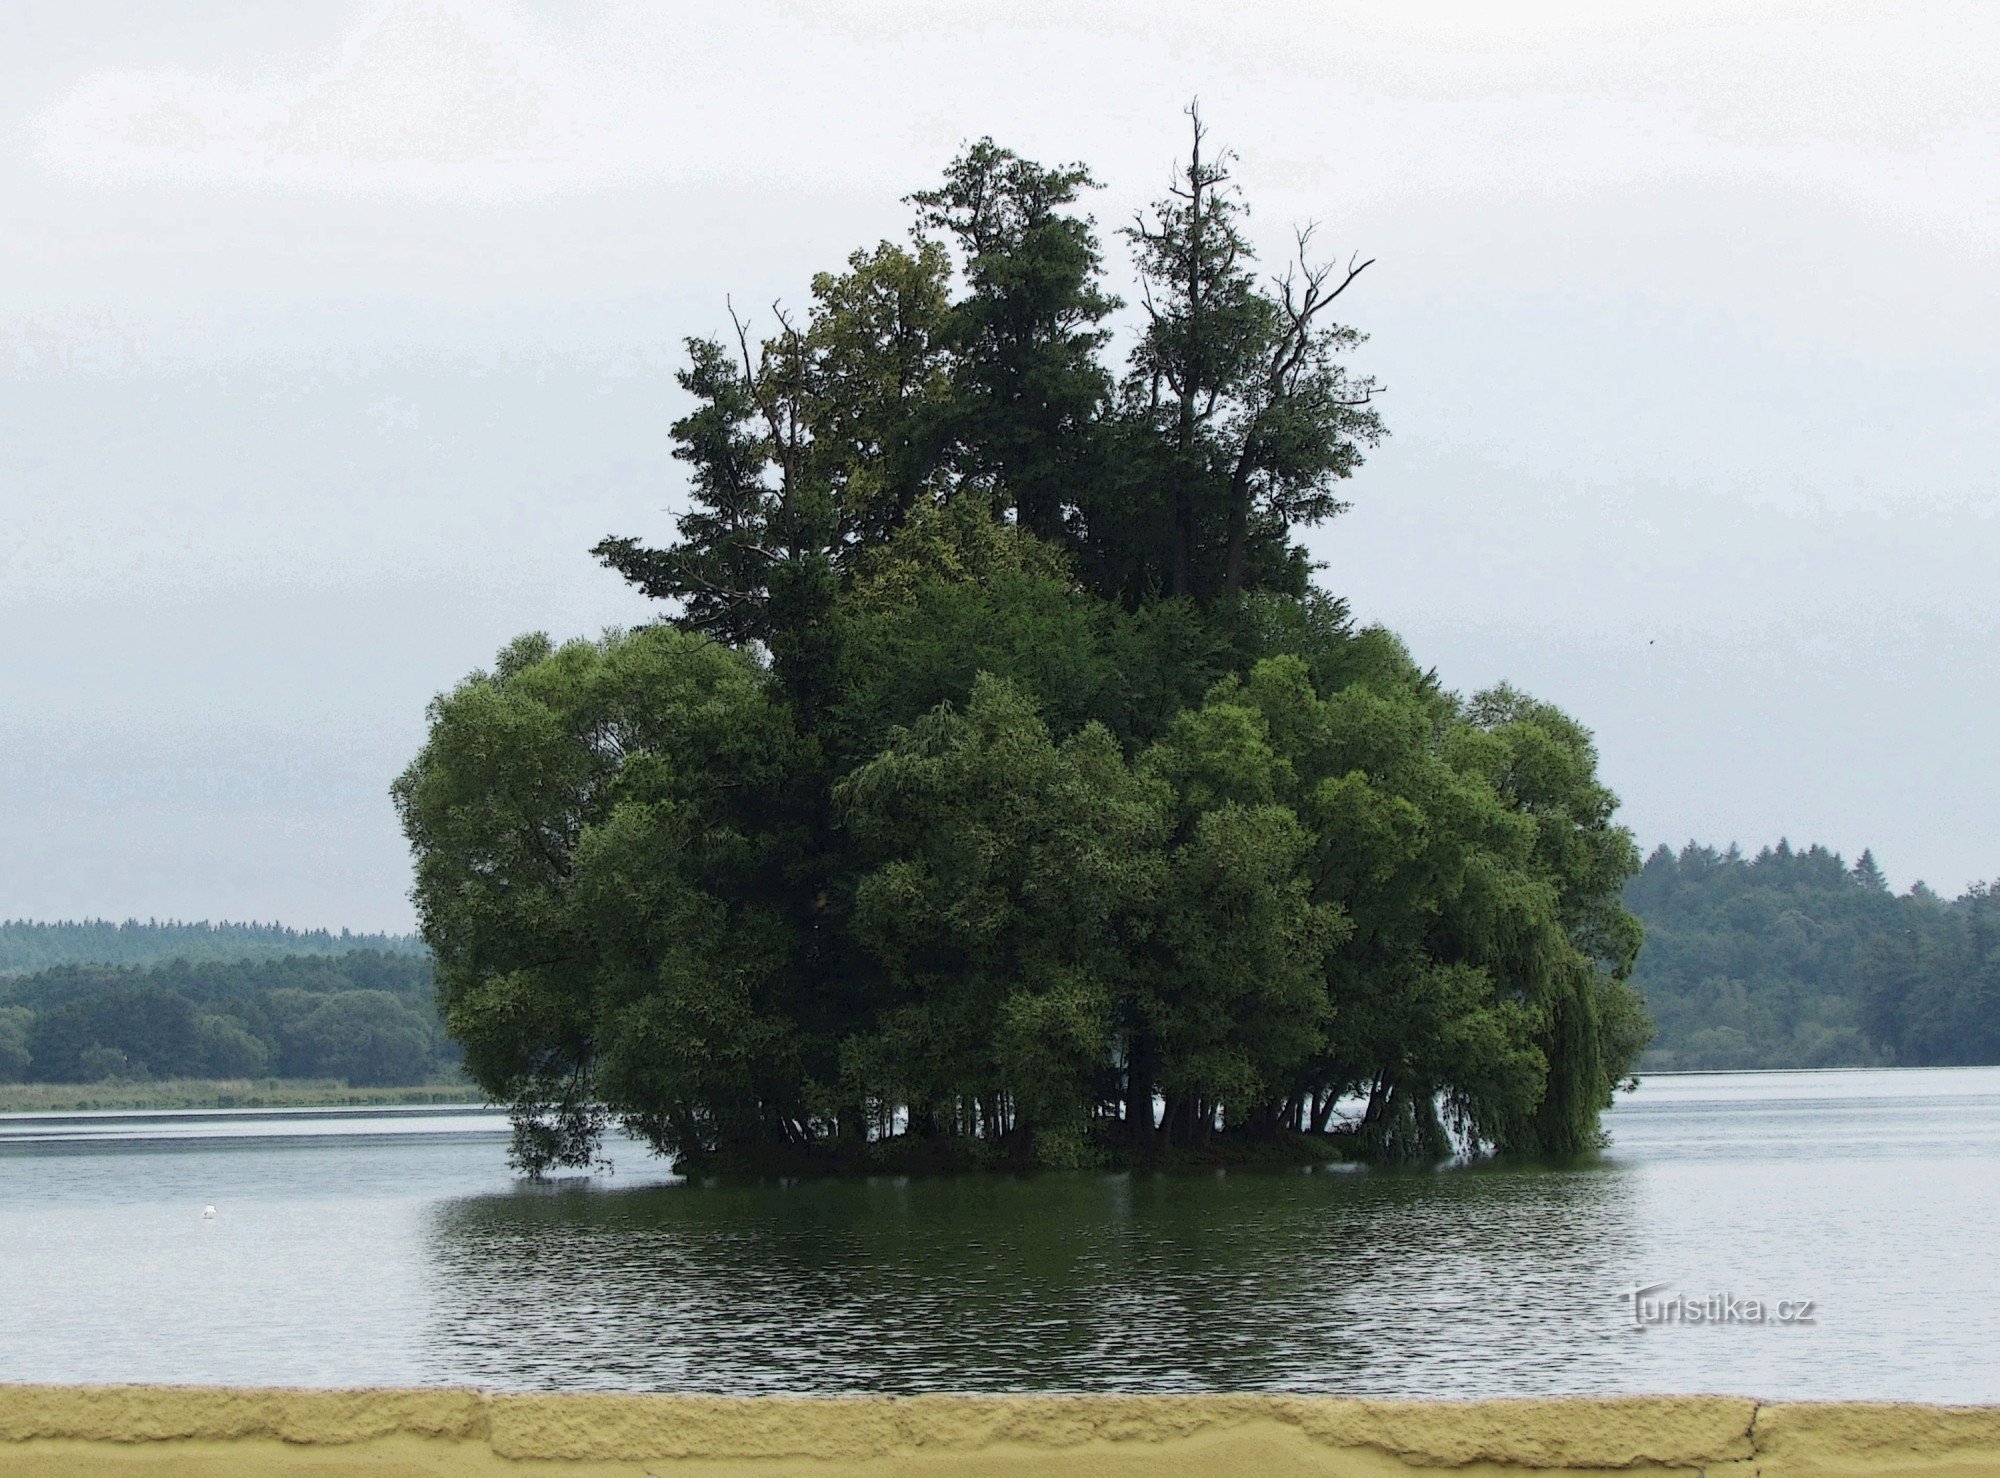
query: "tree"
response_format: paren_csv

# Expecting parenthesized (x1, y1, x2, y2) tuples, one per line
(1133, 671, 1348, 1144)
(829, 494, 1121, 760)
(0, 920, 420, 974)
(910, 140, 1117, 541)
(197, 1014, 270, 1078)
(1108, 106, 1383, 603)
(392, 625, 808, 1172)
(804, 241, 956, 548)
(1854, 848, 1889, 892)
(592, 245, 961, 716)
(837, 675, 1165, 1165)
(0, 1007, 29, 1082)
(24, 985, 202, 1082)
(281, 992, 430, 1086)
(1628, 840, 2000, 1071)
(0, 951, 457, 1088)
(400, 120, 1662, 1176)
(592, 324, 843, 711)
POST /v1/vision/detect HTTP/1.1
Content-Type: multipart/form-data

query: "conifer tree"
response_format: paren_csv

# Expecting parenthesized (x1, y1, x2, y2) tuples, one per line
(398, 118, 1652, 1175)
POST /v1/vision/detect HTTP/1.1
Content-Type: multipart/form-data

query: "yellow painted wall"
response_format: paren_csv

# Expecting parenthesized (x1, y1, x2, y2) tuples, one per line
(4, 1388, 2000, 1475)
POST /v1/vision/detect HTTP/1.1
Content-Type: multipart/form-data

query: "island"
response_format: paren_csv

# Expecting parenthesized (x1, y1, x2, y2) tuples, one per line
(393, 119, 1649, 1176)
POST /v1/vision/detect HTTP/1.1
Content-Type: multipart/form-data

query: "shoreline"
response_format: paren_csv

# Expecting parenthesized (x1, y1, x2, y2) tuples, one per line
(4, 1387, 1998, 1474)
(4, 1060, 1991, 1117)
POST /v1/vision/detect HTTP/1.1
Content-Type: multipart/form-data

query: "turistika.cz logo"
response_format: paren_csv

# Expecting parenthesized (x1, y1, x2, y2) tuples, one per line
(1621, 1282, 1817, 1330)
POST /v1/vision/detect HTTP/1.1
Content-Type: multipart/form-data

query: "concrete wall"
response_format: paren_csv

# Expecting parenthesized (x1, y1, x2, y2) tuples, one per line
(4, 1388, 2000, 1475)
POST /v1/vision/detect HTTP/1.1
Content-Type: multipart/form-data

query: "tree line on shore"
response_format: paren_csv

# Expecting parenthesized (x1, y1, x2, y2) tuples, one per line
(0, 919, 422, 976)
(395, 118, 1650, 1175)
(0, 950, 456, 1088)
(1629, 841, 1998, 1070)
(7, 833, 1982, 1098)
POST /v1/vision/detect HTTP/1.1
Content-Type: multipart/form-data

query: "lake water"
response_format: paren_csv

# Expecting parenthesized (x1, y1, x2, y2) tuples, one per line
(3, 1068, 1997, 1399)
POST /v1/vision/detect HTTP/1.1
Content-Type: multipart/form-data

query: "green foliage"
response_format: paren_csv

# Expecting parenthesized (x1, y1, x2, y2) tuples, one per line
(393, 624, 809, 1171)
(911, 141, 1116, 542)
(0, 1080, 481, 1112)
(0, 919, 421, 977)
(273, 991, 434, 1085)
(838, 675, 1165, 1163)
(0, 1006, 34, 1082)
(0, 950, 453, 1086)
(1097, 108, 1383, 603)
(830, 495, 1113, 757)
(26, 984, 202, 1081)
(404, 121, 1648, 1175)
(1627, 842, 1999, 1069)
(196, 1013, 271, 1078)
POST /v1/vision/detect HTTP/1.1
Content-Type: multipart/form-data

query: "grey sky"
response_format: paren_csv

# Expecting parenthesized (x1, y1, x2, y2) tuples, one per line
(3, 1, 1994, 931)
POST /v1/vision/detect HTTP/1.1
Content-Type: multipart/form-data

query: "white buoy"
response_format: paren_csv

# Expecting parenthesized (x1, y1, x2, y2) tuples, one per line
(201, 1205, 217, 1220)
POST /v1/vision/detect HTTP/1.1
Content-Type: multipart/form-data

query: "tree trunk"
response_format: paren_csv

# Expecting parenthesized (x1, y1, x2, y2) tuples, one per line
(1222, 478, 1248, 600)
(1171, 114, 1205, 602)
(1125, 1034, 1157, 1140)
(1019, 483, 1058, 543)
(1170, 472, 1194, 598)
(1361, 1074, 1393, 1128)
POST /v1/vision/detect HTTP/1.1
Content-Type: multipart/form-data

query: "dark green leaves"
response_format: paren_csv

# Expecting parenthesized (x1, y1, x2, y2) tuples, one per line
(403, 120, 1649, 1174)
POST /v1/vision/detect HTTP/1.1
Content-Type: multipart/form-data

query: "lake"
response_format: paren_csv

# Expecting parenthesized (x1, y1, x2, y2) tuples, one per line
(3, 1068, 1996, 1399)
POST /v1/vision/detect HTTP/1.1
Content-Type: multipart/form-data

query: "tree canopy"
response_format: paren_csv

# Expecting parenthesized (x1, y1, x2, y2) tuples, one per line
(398, 117, 1648, 1175)
(0, 919, 421, 977)
(1628, 841, 2000, 1070)
(0, 951, 454, 1087)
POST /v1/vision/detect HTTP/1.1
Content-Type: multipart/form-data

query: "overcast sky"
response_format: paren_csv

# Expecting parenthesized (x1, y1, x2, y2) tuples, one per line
(3, 1, 1994, 932)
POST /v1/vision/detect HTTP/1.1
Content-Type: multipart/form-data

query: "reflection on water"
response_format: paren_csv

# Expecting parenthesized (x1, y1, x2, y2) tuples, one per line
(4, 1070, 2000, 1399)
(424, 1167, 1639, 1394)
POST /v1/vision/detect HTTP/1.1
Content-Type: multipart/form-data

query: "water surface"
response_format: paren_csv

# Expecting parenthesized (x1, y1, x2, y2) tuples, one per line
(2, 1068, 1995, 1398)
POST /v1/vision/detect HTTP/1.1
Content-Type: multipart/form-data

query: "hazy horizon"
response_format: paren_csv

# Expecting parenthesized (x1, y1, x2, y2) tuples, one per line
(4, 2, 1994, 931)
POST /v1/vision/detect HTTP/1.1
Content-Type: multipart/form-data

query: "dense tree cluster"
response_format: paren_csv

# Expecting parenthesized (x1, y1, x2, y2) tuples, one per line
(396, 121, 1648, 1175)
(0, 919, 421, 976)
(1629, 841, 2000, 1070)
(0, 951, 455, 1087)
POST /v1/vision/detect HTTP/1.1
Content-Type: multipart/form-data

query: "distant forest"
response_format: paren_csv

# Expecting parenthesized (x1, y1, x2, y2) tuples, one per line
(0, 919, 423, 976)
(0, 945, 457, 1087)
(1628, 842, 1998, 1071)
(4, 844, 1993, 1090)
